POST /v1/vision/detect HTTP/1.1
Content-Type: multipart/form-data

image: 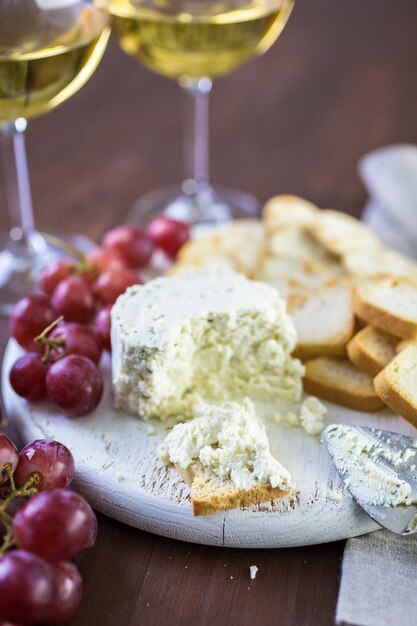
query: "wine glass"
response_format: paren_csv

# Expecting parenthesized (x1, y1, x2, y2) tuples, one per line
(0, 0, 111, 314)
(101, 0, 294, 226)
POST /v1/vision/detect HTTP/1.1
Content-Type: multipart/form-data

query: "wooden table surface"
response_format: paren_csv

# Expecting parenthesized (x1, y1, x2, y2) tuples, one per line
(1, 0, 417, 624)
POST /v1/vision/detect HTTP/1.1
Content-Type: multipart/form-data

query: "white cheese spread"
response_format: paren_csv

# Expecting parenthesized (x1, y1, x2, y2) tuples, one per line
(159, 399, 292, 491)
(112, 269, 304, 422)
(325, 425, 416, 507)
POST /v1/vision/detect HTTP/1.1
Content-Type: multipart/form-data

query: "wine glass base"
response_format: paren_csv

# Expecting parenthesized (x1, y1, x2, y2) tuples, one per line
(0, 231, 96, 317)
(126, 182, 261, 227)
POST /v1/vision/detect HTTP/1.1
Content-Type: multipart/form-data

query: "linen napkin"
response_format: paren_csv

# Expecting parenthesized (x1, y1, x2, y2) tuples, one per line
(336, 144, 417, 626)
(336, 530, 417, 626)
(360, 143, 417, 258)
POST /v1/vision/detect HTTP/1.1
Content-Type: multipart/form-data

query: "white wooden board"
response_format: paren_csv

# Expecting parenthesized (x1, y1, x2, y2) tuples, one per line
(3, 340, 417, 548)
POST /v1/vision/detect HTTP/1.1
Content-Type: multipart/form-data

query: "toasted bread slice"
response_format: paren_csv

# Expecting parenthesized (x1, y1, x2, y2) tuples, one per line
(303, 356, 384, 412)
(161, 400, 292, 516)
(342, 248, 417, 282)
(354, 278, 417, 339)
(396, 339, 414, 353)
(347, 326, 398, 377)
(167, 257, 234, 276)
(374, 345, 417, 427)
(288, 287, 356, 359)
(263, 195, 320, 233)
(176, 465, 289, 516)
(307, 209, 381, 257)
(267, 225, 332, 263)
(176, 219, 265, 278)
(255, 255, 344, 291)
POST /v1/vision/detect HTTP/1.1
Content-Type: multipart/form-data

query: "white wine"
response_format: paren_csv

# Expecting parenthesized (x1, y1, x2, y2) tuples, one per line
(103, 0, 293, 81)
(0, 4, 110, 123)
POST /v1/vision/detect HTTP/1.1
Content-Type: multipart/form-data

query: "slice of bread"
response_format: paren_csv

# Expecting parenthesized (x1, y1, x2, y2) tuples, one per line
(303, 356, 385, 412)
(354, 278, 417, 339)
(255, 255, 344, 291)
(161, 400, 292, 516)
(167, 257, 235, 276)
(176, 465, 289, 516)
(267, 225, 331, 263)
(396, 339, 414, 353)
(307, 209, 381, 257)
(288, 287, 356, 359)
(374, 345, 417, 427)
(347, 326, 398, 376)
(342, 248, 417, 282)
(263, 195, 320, 232)
(176, 219, 265, 278)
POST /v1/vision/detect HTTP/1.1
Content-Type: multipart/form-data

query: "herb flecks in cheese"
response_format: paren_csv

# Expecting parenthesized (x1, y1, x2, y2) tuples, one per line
(326, 425, 417, 508)
(159, 399, 292, 492)
(112, 269, 304, 422)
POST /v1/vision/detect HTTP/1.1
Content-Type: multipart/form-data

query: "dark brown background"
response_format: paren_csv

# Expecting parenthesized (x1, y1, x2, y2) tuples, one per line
(1, 0, 417, 624)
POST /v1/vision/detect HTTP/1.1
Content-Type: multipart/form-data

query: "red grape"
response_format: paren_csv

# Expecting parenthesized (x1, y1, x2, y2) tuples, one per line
(0, 550, 56, 624)
(10, 295, 56, 352)
(15, 440, 75, 491)
(103, 225, 153, 268)
(9, 353, 47, 401)
(88, 246, 127, 273)
(95, 267, 140, 305)
(39, 260, 75, 297)
(0, 434, 19, 485)
(46, 355, 103, 417)
(44, 561, 83, 623)
(49, 322, 102, 364)
(147, 216, 190, 257)
(51, 276, 95, 324)
(13, 489, 97, 561)
(95, 305, 112, 351)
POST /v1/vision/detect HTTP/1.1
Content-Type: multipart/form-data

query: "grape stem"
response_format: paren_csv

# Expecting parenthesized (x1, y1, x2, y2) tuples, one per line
(0, 470, 41, 555)
(3, 464, 15, 492)
(41, 232, 87, 262)
(35, 316, 65, 363)
(0, 508, 15, 556)
(0, 471, 40, 512)
(40, 231, 98, 279)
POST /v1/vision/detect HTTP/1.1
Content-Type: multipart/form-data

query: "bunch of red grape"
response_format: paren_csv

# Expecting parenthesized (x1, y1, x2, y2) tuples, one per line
(0, 433, 96, 625)
(9, 308, 105, 418)
(9, 219, 190, 418)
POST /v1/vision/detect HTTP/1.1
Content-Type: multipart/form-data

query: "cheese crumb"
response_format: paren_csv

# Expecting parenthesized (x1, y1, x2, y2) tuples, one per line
(284, 411, 300, 427)
(250, 565, 259, 580)
(299, 397, 327, 436)
(272, 397, 326, 437)
(325, 489, 344, 502)
(159, 399, 291, 491)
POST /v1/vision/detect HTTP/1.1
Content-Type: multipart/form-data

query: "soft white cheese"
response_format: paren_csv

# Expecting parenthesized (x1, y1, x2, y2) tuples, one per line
(326, 425, 416, 507)
(159, 399, 292, 491)
(272, 396, 326, 437)
(325, 489, 344, 502)
(112, 269, 304, 422)
(299, 396, 327, 436)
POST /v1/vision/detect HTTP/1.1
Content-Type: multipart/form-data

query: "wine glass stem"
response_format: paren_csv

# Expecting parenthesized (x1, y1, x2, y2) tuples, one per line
(181, 77, 213, 190)
(1, 118, 39, 250)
